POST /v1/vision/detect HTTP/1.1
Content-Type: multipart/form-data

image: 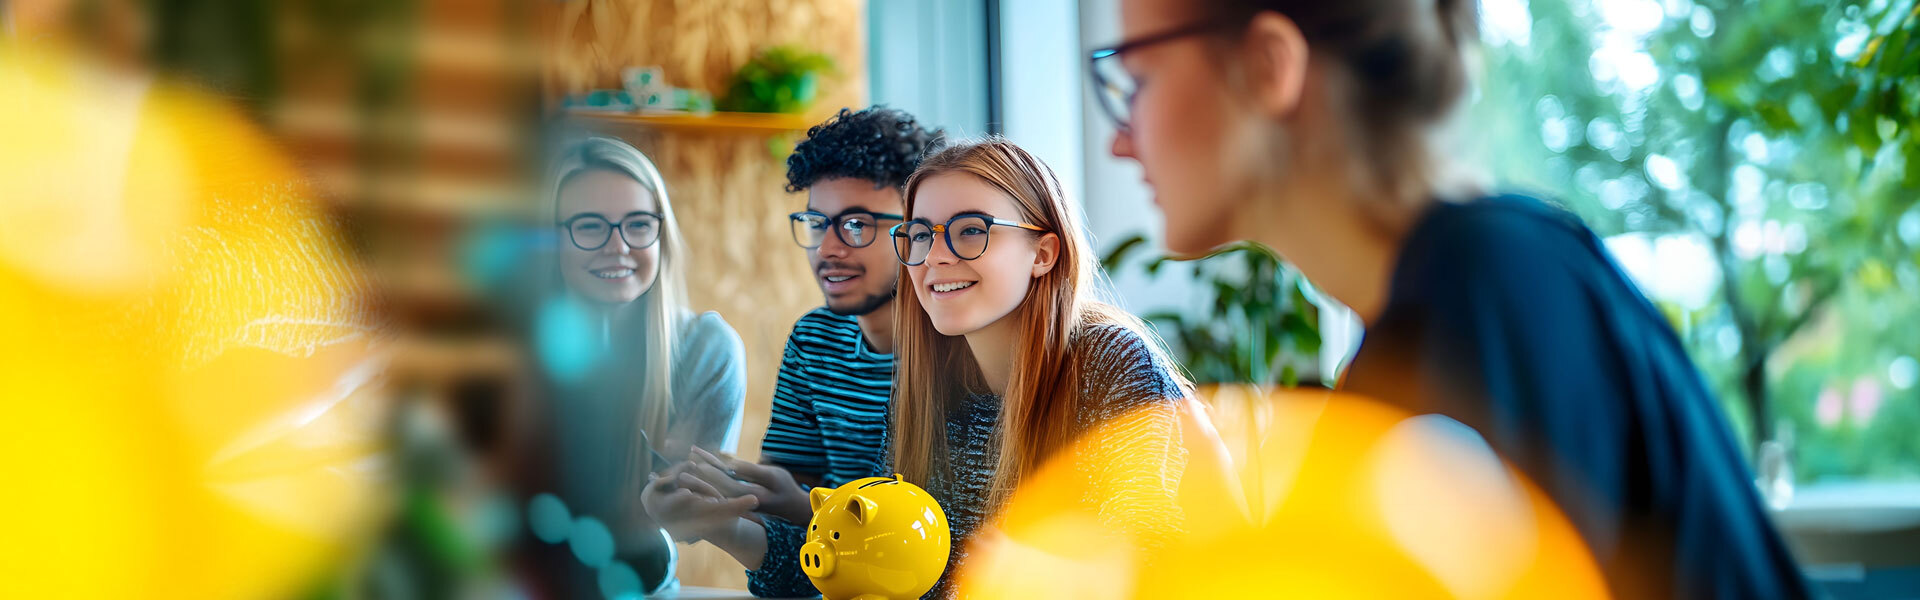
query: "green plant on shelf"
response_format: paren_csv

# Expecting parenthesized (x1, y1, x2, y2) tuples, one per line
(718, 45, 837, 114)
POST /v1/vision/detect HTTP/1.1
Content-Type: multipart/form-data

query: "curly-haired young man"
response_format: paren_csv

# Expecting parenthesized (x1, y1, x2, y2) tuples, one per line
(640, 107, 944, 597)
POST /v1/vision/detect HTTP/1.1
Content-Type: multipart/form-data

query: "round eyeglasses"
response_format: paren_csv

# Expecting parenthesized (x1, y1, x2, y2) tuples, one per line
(1089, 19, 1238, 132)
(888, 214, 1048, 266)
(561, 212, 662, 251)
(790, 210, 905, 249)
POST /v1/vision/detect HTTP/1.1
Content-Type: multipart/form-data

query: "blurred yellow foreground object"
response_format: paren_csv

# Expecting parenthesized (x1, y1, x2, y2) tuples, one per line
(0, 42, 387, 600)
(959, 386, 1610, 599)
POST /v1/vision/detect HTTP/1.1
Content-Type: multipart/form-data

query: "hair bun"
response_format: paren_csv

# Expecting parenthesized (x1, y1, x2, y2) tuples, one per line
(1215, 0, 1480, 123)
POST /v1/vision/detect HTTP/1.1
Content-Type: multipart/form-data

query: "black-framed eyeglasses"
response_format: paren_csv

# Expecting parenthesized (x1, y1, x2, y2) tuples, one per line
(1089, 19, 1240, 132)
(888, 214, 1049, 266)
(559, 211, 662, 251)
(789, 210, 905, 249)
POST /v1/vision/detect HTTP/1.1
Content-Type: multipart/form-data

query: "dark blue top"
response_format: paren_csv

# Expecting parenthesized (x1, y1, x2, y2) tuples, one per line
(749, 308, 894, 598)
(1343, 195, 1811, 599)
(759, 307, 895, 488)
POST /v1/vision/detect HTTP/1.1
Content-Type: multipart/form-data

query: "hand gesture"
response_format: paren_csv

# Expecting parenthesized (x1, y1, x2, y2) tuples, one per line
(639, 461, 760, 542)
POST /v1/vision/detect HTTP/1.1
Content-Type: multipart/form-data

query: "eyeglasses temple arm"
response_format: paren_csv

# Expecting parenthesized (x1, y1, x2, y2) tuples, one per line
(989, 218, 1049, 233)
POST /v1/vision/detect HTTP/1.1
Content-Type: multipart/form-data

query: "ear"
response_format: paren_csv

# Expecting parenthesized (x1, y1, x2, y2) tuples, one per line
(845, 494, 880, 525)
(809, 487, 833, 513)
(1030, 232, 1061, 278)
(1240, 11, 1311, 119)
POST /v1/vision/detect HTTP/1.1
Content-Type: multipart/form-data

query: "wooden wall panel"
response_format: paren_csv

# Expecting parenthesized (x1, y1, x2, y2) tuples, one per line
(546, 0, 865, 113)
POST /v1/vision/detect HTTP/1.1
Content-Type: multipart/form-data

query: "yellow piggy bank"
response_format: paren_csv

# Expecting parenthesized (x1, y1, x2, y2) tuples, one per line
(800, 474, 951, 600)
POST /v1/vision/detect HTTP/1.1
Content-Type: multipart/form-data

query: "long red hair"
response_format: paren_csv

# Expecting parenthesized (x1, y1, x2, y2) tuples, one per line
(890, 138, 1179, 510)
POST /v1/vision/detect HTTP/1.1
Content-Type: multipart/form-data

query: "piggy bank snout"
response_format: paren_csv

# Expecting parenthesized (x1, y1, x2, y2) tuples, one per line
(800, 540, 836, 578)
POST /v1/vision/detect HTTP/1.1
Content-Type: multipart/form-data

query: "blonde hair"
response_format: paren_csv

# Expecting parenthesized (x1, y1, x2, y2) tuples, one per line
(891, 138, 1186, 510)
(547, 136, 689, 476)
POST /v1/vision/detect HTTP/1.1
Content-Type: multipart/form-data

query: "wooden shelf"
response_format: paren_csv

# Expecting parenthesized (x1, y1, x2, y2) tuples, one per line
(566, 109, 817, 135)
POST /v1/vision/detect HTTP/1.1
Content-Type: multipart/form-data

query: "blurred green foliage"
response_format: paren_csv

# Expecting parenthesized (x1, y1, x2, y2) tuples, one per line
(1102, 238, 1323, 387)
(1467, 0, 1919, 483)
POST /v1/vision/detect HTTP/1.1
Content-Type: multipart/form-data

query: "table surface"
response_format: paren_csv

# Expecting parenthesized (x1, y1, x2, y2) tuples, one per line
(655, 586, 812, 600)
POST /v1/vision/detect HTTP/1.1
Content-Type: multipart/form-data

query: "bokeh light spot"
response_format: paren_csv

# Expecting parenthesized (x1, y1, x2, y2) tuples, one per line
(535, 297, 603, 383)
(569, 516, 615, 568)
(598, 560, 643, 599)
(527, 493, 572, 544)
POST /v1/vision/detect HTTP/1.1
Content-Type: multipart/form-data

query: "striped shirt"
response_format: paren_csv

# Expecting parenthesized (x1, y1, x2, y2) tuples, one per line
(759, 307, 892, 488)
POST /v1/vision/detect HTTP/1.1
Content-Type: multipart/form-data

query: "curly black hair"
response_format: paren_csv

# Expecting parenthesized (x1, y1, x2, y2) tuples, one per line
(785, 106, 946, 193)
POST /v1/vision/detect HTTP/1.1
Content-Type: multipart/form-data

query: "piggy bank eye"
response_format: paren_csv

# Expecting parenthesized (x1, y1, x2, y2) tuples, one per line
(832, 531, 841, 540)
(811, 524, 817, 531)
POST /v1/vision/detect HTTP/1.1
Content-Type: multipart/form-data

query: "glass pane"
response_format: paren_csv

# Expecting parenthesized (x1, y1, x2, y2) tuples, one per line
(622, 216, 659, 247)
(570, 219, 611, 248)
(899, 223, 934, 264)
(951, 216, 992, 259)
(841, 215, 877, 247)
(792, 214, 828, 247)
(1092, 54, 1134, 126)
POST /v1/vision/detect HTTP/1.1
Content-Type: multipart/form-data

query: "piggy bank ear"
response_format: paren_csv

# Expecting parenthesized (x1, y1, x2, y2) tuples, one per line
(809, 486, 833, 513)
(845, 494, 880, 525)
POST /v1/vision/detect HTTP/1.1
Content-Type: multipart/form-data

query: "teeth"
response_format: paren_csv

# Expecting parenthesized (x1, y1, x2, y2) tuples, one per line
(932, 281, 974, 293)
(825, 275, 853, 283)
(593, 268, 634, 279)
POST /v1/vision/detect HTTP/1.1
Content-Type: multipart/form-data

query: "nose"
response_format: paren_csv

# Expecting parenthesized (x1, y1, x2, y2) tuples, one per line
(817, 227, 852, 260)
(603, 230, 632, 255)
(1110, 128, 1136, 159)
(923, 231, 959, 266)
(799, 540, 836, 577)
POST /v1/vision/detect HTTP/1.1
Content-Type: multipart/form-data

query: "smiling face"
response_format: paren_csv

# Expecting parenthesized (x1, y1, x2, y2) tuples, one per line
(805, 177, 906, 316)
(557, 168, 660, 305)
(905, 173, 1054, 337)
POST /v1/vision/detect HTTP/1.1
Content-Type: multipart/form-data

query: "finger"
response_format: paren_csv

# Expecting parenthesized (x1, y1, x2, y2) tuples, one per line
(666, 487, 710, 508)
(690, 446, 732, 475)
(700, 449, 755, 484)
(658, 495, 717, 527)
(726, 460, 779, 486)
(657, 461, 694, 482)
(645, 464, 693, 497)
(642, 474, 675, 496)
(648, 464, 695, 492)
(675, 493, 758, 524)
(665, 486, 754, 518)
(721, 493, 760, 514)
(690, 462, 757, 497)
(735, 480, 774, 496)
(720, 471, 773, 496)
(646, 487, 693, 518)
(664, 487, 725, 513)
(679, 459, 735, 490)
(677, 471, 724, 498)
(723, 456, 760, 474)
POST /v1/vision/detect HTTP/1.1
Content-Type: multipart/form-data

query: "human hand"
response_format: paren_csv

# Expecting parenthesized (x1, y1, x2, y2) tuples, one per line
(685, 447, 814, 526)
(639, 461, 760, 543)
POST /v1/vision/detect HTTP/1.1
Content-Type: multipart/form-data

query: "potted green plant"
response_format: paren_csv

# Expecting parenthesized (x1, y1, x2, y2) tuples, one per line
(717, 45, 837, 114)
(1101, 235, 1324, 387)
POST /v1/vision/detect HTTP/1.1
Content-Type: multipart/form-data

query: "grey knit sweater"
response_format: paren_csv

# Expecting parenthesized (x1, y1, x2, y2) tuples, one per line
(747, 322, 1190, 598)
